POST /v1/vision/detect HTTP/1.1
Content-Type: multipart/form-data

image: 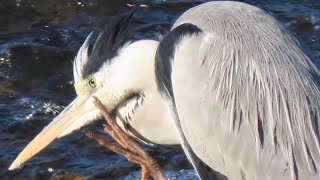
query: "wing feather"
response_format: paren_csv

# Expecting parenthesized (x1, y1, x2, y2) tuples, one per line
(171, 1, 320, 179)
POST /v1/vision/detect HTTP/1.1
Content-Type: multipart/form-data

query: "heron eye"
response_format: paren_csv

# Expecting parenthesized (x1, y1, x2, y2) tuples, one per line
(88, 79, 96, 88)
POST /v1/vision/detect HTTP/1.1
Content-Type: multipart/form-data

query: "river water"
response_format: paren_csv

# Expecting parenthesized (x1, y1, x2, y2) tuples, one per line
(1, 0, 320, 179)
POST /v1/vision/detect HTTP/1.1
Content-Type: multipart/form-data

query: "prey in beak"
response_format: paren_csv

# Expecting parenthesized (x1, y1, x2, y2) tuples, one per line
(9, 10, 142, 170)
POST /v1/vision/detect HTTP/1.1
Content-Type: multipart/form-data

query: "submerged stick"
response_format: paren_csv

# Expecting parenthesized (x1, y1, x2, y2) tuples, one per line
(85, 97, 167, 180)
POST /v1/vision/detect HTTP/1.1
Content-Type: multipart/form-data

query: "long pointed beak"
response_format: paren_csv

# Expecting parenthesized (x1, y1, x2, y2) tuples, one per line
(9, 97, 90, 170)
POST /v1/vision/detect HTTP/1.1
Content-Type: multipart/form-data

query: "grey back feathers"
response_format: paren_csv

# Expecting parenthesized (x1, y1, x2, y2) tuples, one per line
(206, 10, 320, 178)
(155, 23, 202, 98)
(74, 10, 135, 81)
(171, 2, 320, 179)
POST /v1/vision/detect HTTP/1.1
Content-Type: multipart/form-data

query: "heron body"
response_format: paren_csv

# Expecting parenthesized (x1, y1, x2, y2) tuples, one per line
(9, 1, 320, 180)
(165, 2, 320, 179)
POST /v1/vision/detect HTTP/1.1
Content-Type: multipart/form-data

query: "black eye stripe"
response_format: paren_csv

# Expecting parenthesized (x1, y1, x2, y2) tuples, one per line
(82, 10, 135, 79)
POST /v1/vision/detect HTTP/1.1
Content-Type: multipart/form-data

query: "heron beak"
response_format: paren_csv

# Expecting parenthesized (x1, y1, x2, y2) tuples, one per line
(9, 97, 92, 170)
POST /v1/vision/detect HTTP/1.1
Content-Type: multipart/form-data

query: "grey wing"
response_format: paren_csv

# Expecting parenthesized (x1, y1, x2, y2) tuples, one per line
(170, 1, 320, 180)
(155, 21, 228, 180)
(170, 28, 276, 180)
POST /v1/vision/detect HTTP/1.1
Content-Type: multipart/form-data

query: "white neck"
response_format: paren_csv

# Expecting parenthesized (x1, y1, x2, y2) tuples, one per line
(112, 40, 180, 145)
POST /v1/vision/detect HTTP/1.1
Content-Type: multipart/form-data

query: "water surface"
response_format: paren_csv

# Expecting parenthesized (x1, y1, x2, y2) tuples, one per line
(1, 0, 320, 179)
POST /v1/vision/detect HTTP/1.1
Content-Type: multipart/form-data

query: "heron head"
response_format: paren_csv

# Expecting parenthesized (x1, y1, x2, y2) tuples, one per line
(9, 11, 159, 170)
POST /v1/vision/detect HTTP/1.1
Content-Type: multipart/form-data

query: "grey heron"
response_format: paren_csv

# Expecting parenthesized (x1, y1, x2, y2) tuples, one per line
(9, 1, 320, 180)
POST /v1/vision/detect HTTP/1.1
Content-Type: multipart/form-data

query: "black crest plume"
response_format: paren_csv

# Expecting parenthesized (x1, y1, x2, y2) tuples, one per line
(82, 9, 136, 78)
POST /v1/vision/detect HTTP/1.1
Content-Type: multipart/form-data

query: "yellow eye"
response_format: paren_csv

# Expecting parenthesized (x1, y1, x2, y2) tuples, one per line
(89, 79, 96, 88)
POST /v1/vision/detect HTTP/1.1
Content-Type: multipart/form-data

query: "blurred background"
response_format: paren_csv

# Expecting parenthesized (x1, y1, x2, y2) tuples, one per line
(0, 0, 320, 179)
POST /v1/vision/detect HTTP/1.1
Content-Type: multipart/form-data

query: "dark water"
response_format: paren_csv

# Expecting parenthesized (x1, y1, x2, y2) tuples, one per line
(0, 0, 320, 179)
